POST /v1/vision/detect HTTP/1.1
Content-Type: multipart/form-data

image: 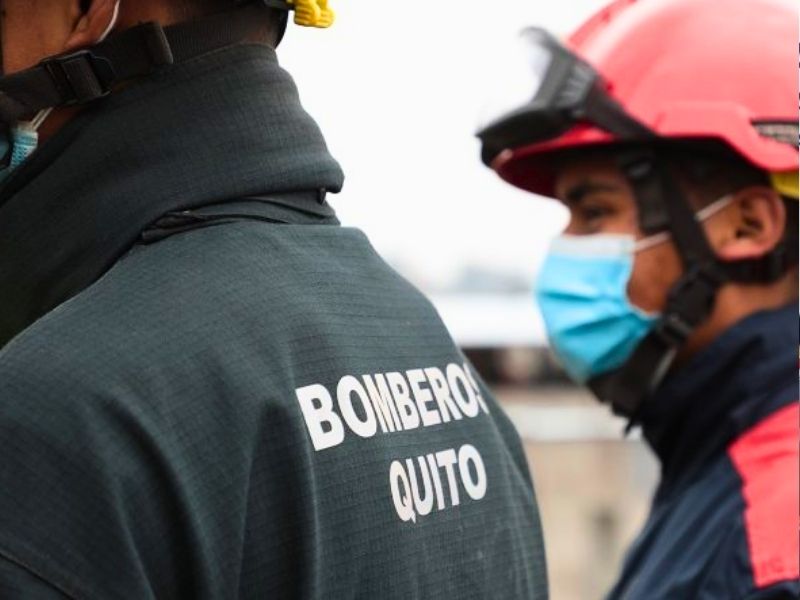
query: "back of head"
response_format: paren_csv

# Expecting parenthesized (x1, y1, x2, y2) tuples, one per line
(168, 0, 288, 44)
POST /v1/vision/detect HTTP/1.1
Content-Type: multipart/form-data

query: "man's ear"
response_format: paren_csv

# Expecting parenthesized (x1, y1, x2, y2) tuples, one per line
(714, 187, 786, 261)
(63, 0, 120, 52)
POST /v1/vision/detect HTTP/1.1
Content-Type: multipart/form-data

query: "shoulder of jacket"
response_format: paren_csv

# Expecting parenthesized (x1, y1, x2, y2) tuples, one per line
(728, 403, 799, 591)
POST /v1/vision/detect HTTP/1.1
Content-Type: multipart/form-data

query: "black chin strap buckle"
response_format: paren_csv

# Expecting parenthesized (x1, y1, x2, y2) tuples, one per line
(36, 22, 174, 109)
(591, 261, 728, 423)
(653, 313, 694, 347)
(655, 261, 726, 346)
(41, 50, 116, 106)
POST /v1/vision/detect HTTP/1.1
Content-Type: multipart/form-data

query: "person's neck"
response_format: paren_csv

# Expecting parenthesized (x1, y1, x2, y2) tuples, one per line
(677, 275, 798, 365)
(642, 302, 798, 492)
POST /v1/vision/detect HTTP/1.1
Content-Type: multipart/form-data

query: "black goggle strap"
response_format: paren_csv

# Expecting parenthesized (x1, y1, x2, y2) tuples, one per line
(0, 3, 268, 123)
(581, 85, 658, 143)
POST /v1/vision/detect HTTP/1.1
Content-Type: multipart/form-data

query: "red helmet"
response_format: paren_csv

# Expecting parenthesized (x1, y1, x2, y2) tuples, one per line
(492, 0, 799, 199)
(478, 0, 798, 417)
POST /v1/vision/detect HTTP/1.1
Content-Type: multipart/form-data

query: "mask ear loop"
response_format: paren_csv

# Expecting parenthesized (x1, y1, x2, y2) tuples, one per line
(100, 0, 122, 42)
(22, 0, 122, 136)
(634, 194, 734, 253)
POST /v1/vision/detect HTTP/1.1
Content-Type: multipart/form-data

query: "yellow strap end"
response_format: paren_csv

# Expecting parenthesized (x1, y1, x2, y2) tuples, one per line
(770, 171, 799, 199)
(289, 0, 335, 28)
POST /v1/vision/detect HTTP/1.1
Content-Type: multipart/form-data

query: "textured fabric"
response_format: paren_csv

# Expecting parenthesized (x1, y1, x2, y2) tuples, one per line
(0, 555, 69, 599)
(0, 44, 343, 348)
(607, 305, 799, 599)
(0, 44, 547, 599)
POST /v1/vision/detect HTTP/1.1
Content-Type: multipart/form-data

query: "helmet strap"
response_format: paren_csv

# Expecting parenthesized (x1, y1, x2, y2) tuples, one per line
(592, 149, 795, 421)
(0, 2, 270, 124)
(589, 151, 727, 420)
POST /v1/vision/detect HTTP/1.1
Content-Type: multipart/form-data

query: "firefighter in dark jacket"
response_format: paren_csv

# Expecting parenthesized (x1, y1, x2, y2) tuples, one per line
(478, 0, 798, 598)
(0, 1, 548, 598)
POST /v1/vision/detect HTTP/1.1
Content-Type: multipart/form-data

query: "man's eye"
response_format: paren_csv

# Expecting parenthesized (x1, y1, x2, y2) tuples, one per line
(581, 205, 612, 222)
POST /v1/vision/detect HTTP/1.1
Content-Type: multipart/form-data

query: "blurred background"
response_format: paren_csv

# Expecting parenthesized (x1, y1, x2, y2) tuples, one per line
(281, 3, 659, 598)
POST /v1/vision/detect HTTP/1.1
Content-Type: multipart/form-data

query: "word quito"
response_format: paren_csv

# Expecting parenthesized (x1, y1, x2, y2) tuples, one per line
(296, 362, 491, 523)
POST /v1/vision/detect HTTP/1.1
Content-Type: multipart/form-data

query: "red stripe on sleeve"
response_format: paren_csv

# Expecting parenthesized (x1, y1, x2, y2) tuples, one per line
(728, 402, 800, 588)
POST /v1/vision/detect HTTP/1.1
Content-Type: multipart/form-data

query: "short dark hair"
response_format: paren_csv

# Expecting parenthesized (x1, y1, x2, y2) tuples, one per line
(659, 141, 769, 207)
(78, 1, 285, 45)
(173, 0, 236, 16)
(171, 0, 286, 44)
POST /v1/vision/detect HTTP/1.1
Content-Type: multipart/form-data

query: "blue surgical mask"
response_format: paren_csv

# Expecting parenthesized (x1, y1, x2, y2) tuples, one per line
(535, 234, 657, 383)
(535, 195, 733, 384)
(0, 122, 41, 183)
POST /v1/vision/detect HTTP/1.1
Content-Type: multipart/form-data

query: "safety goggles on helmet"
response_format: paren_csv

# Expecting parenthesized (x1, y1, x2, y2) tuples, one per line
(477, 27, 655, 168)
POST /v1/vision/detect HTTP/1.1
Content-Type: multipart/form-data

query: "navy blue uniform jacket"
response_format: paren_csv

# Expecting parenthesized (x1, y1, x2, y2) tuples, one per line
(608, 305, 799, 599)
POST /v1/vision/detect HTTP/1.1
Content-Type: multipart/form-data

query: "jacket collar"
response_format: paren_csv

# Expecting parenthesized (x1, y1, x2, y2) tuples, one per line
(640, 303, 798, 491)
(0, 44, 343, 349)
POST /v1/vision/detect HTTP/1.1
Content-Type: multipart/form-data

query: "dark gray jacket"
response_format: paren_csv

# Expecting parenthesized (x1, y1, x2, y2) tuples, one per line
(0, 44, 547, 599)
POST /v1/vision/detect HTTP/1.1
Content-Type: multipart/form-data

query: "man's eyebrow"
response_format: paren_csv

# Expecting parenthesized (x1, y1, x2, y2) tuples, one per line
(562, 181, 623, 205)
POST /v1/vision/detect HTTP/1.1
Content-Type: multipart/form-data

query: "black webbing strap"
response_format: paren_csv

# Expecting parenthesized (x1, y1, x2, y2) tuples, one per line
(602, 151, 797, 419)
(619, 149, 799, 283)
(591, 258, 726, 418)
(619, 150, 723, 259)
(622, 151, 727, 340)
(583, 87, 658, 145)
(592, 152, 730, 419)
(0, 3, 269, 123)
(617, 152, 670, 234)
(721, 243, 797, 283)
(588, 334, 676, 419)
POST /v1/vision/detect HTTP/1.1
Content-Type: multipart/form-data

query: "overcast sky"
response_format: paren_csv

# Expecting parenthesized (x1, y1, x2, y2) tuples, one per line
(280, 1, 609, 291)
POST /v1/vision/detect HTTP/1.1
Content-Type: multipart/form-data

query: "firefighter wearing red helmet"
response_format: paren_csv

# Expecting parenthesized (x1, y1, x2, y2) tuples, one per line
(479, 0, 798, 598)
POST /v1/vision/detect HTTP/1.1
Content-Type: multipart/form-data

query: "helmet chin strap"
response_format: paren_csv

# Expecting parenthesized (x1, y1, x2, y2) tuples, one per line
(589, 149, 795, 423)
(24, 0, 122, 135)
(633, 195, 735, 253)
(589, 155, 728, 422)
(0, 2, 273, 126)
